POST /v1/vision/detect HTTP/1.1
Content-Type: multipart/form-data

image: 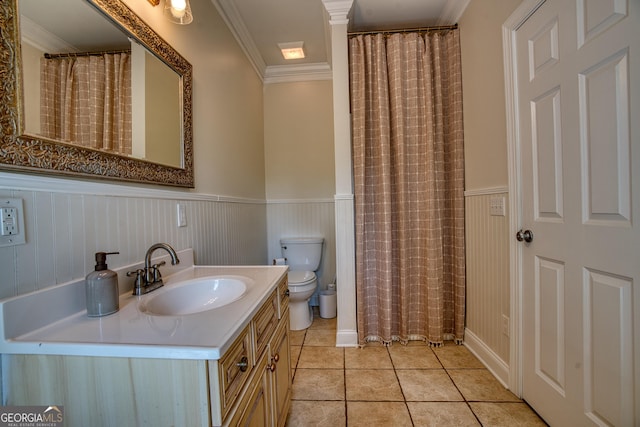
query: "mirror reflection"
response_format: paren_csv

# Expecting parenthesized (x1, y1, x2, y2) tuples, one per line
(19, 0, 183, 168)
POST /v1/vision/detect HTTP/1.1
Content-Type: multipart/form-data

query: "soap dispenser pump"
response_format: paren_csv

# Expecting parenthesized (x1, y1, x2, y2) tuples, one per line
(85, 251, 120, 317)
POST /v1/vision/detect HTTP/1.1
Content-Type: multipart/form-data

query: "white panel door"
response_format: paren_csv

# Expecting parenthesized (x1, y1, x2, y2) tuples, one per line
(515, 0, 639, 425)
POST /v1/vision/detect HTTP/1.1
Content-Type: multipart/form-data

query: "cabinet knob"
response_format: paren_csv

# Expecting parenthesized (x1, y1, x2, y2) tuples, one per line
(267, 363, 276, 372)
(236, 356, 249, 372)
(272, 353, 280, 363)
(284, 289, 290, 297)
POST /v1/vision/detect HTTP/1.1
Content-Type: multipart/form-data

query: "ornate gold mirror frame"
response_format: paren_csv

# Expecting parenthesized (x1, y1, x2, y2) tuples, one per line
(0, 0, 194, 187)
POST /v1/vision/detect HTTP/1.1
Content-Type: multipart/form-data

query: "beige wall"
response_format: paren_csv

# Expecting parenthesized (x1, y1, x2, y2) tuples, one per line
(459, 0, 523, 191)
(459, 0, 524, 383)
(263, 80, 335, 200)
(145, 51, 182, 168)
(122, 0, 265, 199)
(21, 42, 42, 135)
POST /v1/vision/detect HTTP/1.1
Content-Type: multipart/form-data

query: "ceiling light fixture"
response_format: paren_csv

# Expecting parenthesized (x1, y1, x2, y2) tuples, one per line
(163, 0, 193, 25)
(278, 42, 305, 60)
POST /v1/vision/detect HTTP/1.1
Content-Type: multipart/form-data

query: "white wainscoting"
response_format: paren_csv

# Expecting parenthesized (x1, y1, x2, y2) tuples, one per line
(464, 187, 511, 385)
(266, 199, 336, 306)
(0, 174, 267, 300)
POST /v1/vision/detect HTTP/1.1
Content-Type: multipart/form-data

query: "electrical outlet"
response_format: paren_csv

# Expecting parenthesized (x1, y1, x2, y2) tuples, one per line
(0, 198, 26, 247)
(1, 207, 18, 235)
(502, 314, 510, 337)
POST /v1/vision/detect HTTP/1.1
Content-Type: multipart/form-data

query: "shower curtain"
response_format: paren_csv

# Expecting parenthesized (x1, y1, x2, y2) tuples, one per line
(40, 52, 132, 155)
(349, 29, 465, 346)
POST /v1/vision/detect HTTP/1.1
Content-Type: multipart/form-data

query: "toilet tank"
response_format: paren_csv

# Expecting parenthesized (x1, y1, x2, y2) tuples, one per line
(280, 237, 324, 271)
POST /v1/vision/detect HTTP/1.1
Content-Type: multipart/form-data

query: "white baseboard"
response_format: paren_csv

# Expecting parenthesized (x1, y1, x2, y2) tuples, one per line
(464, 328, 511, 390)
(335, 329, 358, 347)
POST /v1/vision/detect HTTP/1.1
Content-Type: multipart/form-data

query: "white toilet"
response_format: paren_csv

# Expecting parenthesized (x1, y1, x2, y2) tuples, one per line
(280, 237, 323, 330)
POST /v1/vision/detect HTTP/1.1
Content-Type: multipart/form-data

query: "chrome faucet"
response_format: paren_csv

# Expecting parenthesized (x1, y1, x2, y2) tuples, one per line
(127, 243, 180, 295)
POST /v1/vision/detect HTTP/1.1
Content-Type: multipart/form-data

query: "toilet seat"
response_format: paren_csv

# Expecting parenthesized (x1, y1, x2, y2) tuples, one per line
(288, 270, 316, 287)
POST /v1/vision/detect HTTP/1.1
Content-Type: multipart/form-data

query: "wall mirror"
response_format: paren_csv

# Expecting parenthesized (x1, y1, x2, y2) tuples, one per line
(0, 0, 194, 187)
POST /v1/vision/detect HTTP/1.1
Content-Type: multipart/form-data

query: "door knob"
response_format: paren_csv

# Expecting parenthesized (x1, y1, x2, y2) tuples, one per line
(516, 229, 534, 243)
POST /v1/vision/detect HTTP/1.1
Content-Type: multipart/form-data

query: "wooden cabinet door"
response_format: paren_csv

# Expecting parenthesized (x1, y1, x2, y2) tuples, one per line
(270, 310, 292, 427)
(227, 351, 271, 427)
(217, 324, 253, 420)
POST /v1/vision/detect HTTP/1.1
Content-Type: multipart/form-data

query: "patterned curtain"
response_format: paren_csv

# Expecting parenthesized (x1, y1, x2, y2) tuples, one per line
(350, 29, 465, 346)
(40, 52, 132, 155)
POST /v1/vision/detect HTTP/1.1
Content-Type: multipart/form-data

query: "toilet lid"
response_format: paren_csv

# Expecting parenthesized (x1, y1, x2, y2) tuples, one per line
(288, 270, 316, 285)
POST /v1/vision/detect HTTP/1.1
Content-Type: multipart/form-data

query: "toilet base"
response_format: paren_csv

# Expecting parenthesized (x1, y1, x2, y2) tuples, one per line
(289, 300, 313, 330)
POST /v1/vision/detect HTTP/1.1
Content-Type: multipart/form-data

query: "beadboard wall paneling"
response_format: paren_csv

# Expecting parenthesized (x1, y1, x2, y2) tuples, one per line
(464, 191, 510, 365)
(266, 200, 336, 305)
(0, 188, 267, 300)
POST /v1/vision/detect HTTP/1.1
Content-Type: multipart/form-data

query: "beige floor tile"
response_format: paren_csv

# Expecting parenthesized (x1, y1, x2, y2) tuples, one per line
(432, 343, 486, 368)
(289, 313, 541, 426)
(291, 345, 302, 368)
(388, 344, 442, 369)
(346, 401, 413, 426)
(407, 402, 480, 426)
(345, 369, 404, 401)
(298, 346, 344, 369)
(448, 369, 520, 402)
(290, 329, 306, 346)
(344, 347, 393, 369)
(292, 369, 345, 400)
(287, 400, 346, 426)
(396, 369, 464, 401)
(309, 315, 337, 330)
(304, 329, 337, 346)
(469, 402, 548, 426)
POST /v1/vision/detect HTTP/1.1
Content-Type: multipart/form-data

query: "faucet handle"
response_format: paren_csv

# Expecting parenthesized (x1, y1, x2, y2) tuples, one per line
(151, 261, 166, 282)
(127, 269, 145, 295)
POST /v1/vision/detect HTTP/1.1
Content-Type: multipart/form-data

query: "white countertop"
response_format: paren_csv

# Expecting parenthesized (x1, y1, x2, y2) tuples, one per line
(0, 249, 288, 360)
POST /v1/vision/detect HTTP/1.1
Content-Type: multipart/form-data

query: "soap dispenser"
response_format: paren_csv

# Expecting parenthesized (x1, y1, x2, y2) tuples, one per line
(85, 251, 120, 317)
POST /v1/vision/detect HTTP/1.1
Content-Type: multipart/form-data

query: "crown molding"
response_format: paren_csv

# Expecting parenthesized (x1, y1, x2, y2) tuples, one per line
(264, 63, 332, 84)
(19, 15, 78, 53)
(437, 0, 471, 25)
(210, 0, 267, 80)
(212, 0, 339, 82)
(321, 0, 354, 24)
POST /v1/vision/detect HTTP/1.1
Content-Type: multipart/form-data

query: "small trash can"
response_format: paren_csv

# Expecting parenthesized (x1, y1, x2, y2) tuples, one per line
(319, 290, 337, 319)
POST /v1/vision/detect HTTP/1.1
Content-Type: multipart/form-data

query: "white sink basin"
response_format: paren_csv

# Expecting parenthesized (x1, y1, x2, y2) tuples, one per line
(140, 276, 249, 316)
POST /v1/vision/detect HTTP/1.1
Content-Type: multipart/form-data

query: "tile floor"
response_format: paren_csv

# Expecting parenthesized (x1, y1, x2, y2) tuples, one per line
(286, 310, 547, 426)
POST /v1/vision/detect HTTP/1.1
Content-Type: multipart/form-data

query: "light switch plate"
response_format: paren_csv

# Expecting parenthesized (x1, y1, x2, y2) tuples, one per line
(177, 202, 187, 227)
(502, 314, 510, 337)
(0, 198, 26, 247)
(489, 196, 506, 216)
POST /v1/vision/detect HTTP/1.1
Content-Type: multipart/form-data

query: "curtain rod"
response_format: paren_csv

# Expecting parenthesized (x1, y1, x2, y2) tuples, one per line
(44, 49, 131, 59)
(348, 23, 458, 37)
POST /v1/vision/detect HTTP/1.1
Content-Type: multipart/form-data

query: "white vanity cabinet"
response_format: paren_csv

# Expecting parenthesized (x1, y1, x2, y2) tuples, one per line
(2, 274, 291, 427)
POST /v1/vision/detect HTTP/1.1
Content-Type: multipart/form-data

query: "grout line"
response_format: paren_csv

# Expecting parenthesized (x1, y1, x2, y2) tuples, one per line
(386, 346, 416, 425)
(343, 341, 348, 424)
